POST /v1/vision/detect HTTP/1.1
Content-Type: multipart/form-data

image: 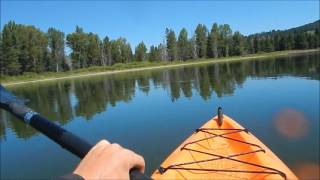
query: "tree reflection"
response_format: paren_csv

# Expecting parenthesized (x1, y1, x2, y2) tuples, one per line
(1, 53, 319, 140)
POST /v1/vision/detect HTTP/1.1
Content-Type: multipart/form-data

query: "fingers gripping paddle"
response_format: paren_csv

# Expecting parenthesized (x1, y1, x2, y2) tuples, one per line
(0, 85, 150, 180)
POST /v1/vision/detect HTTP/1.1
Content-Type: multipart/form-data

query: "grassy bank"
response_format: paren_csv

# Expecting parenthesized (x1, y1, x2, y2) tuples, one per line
(1, 49, 319, 86)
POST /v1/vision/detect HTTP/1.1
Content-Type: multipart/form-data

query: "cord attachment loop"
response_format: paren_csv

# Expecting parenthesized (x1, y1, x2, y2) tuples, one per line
(23, 111, 38, 124)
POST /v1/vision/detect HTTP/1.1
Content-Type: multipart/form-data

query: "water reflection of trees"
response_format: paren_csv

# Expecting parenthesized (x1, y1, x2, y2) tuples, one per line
(1, 53, 319, 140)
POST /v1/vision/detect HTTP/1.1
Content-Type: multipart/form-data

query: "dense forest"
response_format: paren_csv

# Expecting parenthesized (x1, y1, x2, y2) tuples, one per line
(0, 20, 319, 76)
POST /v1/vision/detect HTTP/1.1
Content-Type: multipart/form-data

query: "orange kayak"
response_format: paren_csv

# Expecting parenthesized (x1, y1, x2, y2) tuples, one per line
(152, 110, 297, 179)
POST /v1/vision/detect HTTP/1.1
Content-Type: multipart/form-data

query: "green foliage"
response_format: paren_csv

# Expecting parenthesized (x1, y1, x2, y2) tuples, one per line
(1, 20, 319, 76)
(195, 24, 208, 58)
(110, 38, 132, 64)
(207, 23, 219, 58)
(1, 21, 48, 75)
(1, 21, 21, 75)
(230, 31, 244, 56)
(66, 27, 104, 68)
(149, 45, 160, 62)
(86, 33, 102, 66)
(135, 41, 147, 61)
(120, 39, 133, 63)
(253, 36, 261, 53)
(29, 29, 48, 73)
(102, 36, 112, 65)
(166, 28, 178, 61)
(218, 24, 232, 57)
(47, 28, 65, 72)
(158, 43, 168, 61)
(177, 28, 190, 61)
(294, 32, 308, 49)
(66, 26, 88, 68)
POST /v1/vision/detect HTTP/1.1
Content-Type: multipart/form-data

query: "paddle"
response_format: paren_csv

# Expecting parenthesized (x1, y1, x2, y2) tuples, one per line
(0, 85, 150, 180)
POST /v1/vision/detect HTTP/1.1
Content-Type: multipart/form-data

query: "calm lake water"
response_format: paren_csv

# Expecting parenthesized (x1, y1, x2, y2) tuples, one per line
(1, 53, 319, 179)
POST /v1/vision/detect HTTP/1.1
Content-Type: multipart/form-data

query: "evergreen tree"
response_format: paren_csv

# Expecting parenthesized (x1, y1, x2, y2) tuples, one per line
(246, 36, 255, 54)
(231, 31, 244, 56)
(279, 34, 287, 50)
(149, 45, 160, 62)
(195, 24, 208, 58)
(315, 28, 320, 48)
(253, 35, 260, 53)
(190, 35, 198, 59)
(294, 32, 308, 49)
(219, 24, 232, 57)
(177, 28, 189, 61)
(207, 23, 219, 58)
(102, 36, 112, 65)
(135, 41, 147, 61)
(120, 38, 133, 63)
(0, 32, 3, 74)
(158, 43, 168, 61)
(264, 36, 274, 52)
(287, 33, 295, 50)
(1, 20, 319, 76)
(110, 39, 121, 63)
(165, 28, 178, 61)
(273, 34, 281, 51)
(306, 32, 319, 49)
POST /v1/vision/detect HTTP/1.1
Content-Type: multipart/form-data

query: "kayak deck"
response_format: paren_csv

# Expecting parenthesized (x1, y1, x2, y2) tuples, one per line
(152, 115, 297, 180)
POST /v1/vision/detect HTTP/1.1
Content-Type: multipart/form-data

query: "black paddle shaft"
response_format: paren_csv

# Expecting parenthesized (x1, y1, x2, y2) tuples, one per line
(0, 85, 150, 180)
(30, 114, 92, 158)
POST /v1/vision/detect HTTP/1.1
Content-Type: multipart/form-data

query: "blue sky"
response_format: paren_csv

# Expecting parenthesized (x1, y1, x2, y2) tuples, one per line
(1, 1, 319, 49)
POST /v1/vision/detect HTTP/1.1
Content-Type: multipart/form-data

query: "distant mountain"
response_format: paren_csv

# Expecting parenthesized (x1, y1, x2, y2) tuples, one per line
(250, 20, 320, 36)
(285, 20, 320, 33)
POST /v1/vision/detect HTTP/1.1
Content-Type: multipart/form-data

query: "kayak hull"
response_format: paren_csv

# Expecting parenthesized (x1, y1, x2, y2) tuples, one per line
(152, 115, 297, 180)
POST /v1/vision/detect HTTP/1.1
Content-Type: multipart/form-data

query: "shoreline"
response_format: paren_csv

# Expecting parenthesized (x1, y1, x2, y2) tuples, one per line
(2, 49, 319, 87)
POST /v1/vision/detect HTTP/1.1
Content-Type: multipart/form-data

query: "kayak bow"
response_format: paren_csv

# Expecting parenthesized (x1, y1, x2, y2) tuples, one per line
(152, 109, 297, 180)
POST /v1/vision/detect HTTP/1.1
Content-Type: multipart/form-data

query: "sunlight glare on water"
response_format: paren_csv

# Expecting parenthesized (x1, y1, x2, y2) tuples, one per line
(273, 108, 309, 139)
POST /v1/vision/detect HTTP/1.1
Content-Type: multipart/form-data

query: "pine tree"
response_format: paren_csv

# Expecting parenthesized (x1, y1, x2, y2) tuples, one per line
(219, 24, 232, 57)
(103, 36, 112, 65)
(119, 38, 132, 63)
(253, 35, 260, 53)
(231, 31, 244, 56)
(158, 43, 168, 61)
(110, 39, 121, 63)
(166, 28, 178, 61)
(294, 32, 308, 49)
(177, 28, 189, 61)
(264, 36, 274, 52)
(149, 45, 160, 62)
(190, 35, 198, 59)
(195, 24, 208, 58)
(207, 23, 219, 58)
(135, 41, 147, 61)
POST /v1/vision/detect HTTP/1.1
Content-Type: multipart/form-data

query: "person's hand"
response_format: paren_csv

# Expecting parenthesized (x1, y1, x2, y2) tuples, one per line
(73, 140, 145, 180)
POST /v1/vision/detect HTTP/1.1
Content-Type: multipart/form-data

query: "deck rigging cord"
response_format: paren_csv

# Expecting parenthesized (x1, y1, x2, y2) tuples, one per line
(158, 127, 287, 180)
